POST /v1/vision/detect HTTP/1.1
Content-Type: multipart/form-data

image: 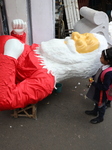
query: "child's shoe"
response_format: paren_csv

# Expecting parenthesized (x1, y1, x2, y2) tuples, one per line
(90, 117, 103, 124)
(85, 110, 97, 116)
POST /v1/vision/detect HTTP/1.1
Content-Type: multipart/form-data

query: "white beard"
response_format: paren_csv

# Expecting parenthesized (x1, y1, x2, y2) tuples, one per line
(35, 33, 108, 82)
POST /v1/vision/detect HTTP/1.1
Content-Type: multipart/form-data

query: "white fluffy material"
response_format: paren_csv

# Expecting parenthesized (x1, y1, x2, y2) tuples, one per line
(35, 33, 108, 82)
(109, 21, 112, 40)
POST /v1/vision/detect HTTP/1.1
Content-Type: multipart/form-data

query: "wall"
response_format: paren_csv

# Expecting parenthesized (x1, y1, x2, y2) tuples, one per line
(4, 0, 28, 32)
(30, 0, 55, 44)
(4, 0, 55, 44)
(4, 0, 29, 42)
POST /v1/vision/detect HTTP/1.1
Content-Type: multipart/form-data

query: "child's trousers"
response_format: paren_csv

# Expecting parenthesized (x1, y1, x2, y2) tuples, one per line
(93, 103, 106, 119)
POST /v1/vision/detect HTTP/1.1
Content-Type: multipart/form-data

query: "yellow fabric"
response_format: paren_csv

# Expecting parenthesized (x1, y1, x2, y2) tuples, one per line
(71, 32, 100, 53)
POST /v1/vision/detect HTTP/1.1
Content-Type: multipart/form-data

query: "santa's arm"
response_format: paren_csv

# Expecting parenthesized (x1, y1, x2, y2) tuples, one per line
(11, 19, 27, 43)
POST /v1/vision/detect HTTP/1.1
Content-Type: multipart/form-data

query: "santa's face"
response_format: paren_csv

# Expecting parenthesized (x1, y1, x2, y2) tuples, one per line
(37, 32, 108, 82)
(71, 32, 100, 53)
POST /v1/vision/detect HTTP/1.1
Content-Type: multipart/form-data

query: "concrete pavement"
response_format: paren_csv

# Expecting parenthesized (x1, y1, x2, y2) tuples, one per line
(0, 77, 112, 150)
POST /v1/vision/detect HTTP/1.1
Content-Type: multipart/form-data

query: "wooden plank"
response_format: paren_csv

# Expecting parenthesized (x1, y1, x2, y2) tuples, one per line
(63, 0, 80, 31)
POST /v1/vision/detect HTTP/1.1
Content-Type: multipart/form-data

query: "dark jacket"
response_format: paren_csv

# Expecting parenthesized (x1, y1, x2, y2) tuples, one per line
(92, 69, 112, 103)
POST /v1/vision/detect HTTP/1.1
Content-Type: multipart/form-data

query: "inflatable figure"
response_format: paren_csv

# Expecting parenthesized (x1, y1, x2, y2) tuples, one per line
(0, 19, 108, 111)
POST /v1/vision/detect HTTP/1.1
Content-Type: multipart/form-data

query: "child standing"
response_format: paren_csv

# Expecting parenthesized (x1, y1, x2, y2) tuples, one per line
(86, 47, 112, 124)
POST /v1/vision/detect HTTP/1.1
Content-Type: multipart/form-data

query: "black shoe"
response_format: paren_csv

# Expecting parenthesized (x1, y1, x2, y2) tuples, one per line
(90, 117, 103, 124)
(85, 110, 97, 116)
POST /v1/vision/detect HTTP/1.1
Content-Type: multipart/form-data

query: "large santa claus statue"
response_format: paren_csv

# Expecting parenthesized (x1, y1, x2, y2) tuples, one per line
(0, 19, 108, 111)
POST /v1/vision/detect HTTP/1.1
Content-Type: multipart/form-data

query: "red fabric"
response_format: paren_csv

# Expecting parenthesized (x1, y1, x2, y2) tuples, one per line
(11, 31, 26, 43)
(0, 35, 55, 111)
(98, 91, 103, 106)
(100, 67, 112, 100)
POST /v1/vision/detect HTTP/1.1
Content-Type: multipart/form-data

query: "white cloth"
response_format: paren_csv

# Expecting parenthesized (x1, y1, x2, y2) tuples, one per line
(102, 65, 110, 71)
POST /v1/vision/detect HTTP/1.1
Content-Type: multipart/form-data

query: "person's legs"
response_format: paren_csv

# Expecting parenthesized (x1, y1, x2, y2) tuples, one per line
(0, 54, 55, 111)
(85, 103, 98, 116)
(90, 104, 105, 124)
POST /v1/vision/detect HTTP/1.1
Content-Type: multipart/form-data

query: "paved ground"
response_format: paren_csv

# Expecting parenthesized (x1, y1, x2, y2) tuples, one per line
(0, 77, 112, 150)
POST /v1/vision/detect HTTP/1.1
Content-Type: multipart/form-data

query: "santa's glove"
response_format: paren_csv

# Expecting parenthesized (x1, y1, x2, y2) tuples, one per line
(12, 19, 27, 35)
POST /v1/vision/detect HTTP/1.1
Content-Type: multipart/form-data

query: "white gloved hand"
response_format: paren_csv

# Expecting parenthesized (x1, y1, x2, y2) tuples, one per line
(12, 19, 27, 35)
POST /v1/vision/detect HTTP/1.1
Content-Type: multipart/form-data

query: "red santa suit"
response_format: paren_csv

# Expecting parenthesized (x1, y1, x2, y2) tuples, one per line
(0, 32, 55, 111)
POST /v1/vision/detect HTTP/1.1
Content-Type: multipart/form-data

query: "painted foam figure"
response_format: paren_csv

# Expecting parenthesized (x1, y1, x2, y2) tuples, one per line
(0, 19, 55, 110)
(0, 19, 108, 110)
